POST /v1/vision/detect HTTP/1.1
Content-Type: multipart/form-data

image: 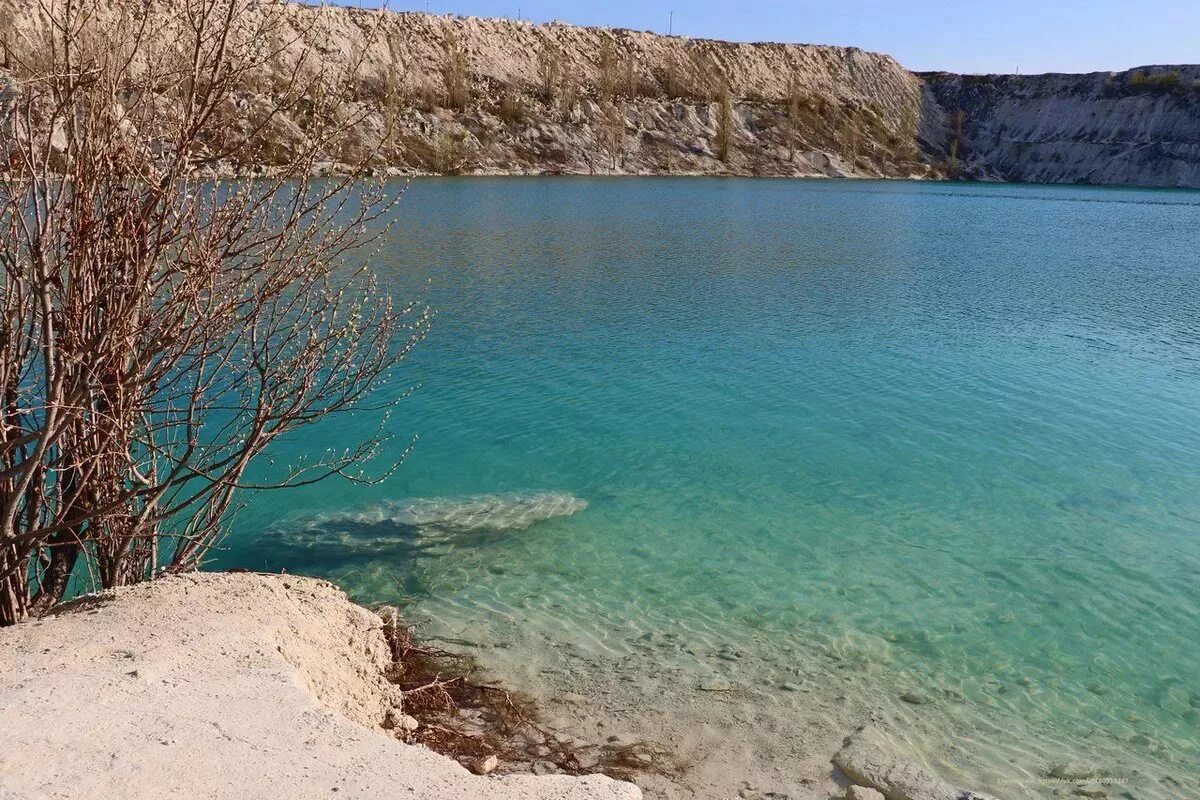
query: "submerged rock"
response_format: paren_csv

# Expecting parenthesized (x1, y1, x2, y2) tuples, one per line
(833, 726, 997, 800)
(391, 493, 589, 534)
(1047, 762, 1103, 781)
(261, 492, 590, 560)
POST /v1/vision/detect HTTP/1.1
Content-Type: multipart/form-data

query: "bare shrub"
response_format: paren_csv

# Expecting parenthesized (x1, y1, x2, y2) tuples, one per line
(537, 41, 562, 104)
(620, 52, 639, 99)
(688, 50, 725, 103)
(659, 56, 682, 99)
(413, 81, 440, 113)
(557, 70, 580, 124)
(441, 30, 470, 111)
(597, 36, 620, 104)
(948, 108, 965, 175)
(598, 100, 625, 169)
(785, 78, 806, 161)
(0, 0, 430, 624)
(429, 130, 468, 174)
(715, 82, 734, 162)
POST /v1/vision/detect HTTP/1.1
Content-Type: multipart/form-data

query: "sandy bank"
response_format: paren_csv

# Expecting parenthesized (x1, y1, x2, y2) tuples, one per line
(0, 572, 639, 800)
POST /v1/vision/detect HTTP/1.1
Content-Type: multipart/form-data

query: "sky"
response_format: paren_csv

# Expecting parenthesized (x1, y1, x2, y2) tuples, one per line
(338, 0, 1200, 74)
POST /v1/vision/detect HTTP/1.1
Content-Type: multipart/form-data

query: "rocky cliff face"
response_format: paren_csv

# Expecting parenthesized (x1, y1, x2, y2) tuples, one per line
(0, 1, 929, 179)
(247, 6, 931, 179)
(3, 2, 1199, 187)
(919, 67, 1200, 187)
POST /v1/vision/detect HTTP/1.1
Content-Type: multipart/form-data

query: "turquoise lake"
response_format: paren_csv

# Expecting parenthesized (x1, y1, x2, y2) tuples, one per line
(219, 178, 1200, 799)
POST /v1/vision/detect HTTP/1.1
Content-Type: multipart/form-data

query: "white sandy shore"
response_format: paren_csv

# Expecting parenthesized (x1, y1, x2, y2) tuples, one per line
(0, 572, 639, 800)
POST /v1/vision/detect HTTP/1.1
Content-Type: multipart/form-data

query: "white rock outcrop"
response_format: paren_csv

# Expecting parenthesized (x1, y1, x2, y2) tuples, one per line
(0, 572, 640, 800)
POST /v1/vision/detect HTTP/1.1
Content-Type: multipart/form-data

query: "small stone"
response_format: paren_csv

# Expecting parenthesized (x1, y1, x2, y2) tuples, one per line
(383, 707, 419, 732)
(834, 726, 998, 800)
(1074, 785, 1109, 798)
(900, 690, 931, 705)
(846, 786, 885, 800)
(606, 733, 637, 747)
(1047, 762, 1100, 781)
(470, 754, 498, 775)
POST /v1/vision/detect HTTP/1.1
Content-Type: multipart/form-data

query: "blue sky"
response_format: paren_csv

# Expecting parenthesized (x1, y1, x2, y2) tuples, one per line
(338, 0, 1199, 74)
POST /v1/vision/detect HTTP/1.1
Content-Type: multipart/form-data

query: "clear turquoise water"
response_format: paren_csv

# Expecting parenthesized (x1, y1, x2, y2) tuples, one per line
(219, 178, 1200, 798)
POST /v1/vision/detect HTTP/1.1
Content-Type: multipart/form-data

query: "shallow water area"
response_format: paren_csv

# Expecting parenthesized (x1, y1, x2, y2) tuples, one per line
(222, 178, 1200, 800)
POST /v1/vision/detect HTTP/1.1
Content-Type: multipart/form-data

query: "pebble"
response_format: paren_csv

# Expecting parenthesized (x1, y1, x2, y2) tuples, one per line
(469, 754, 498, 775)
(900, 690, 931, 705)
(383, 707, 419, 732)
(1047, 761, 1100, 781)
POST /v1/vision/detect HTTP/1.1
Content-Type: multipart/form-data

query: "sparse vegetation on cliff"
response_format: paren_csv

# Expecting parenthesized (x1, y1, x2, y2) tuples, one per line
(441, 30, 472, 110)
(922, 66, 1200, 186)
(0, 1, 928, 178)
(715, 82, 734, 162)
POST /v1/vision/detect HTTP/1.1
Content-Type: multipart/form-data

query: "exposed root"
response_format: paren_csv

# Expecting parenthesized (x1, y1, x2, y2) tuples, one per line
(376, 606, 681, 784)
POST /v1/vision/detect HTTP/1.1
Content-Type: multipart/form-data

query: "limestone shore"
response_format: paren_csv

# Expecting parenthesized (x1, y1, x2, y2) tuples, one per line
(0, 572, 638, 800)
(0, 570, 1015, 800)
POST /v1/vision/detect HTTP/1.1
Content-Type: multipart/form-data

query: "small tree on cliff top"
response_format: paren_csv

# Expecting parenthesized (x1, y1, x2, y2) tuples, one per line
(0, 0, 430, 624)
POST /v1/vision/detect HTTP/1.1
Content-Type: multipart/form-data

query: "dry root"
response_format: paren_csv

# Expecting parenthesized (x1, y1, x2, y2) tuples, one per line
(377, 608, 681, 782)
